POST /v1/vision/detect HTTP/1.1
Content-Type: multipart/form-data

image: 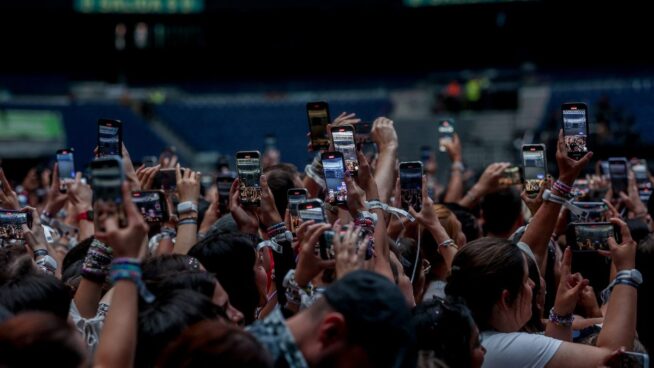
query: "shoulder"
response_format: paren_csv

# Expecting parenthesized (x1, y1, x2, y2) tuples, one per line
(481, 331, 562, 368)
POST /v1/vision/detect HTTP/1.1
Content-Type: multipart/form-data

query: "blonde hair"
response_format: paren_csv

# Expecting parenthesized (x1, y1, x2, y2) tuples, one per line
(433, 204, 460, 239)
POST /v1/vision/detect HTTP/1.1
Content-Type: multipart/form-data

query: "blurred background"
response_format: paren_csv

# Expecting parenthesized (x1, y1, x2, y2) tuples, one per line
(2, 0, 654, 183)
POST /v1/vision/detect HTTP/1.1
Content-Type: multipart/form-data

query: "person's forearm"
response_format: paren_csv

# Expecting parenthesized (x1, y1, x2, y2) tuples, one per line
(374, 146, 397, 204)
(596, 284, 637, 350)
(545, 321, 573, 342)
(78, 220, 94, 242)
(95, 281, 137, 368)
(426, 223, 456, 272)
(372, 208, 393, 280)
(74, 279, 104, 319)
(444, 170, 464, 203)
(174, 219, 197, 255)
(458, 184, 485, 209)
(520, 201, 561, 273)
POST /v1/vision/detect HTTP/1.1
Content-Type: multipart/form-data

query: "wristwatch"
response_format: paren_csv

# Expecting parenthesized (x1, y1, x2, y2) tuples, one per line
(77, 210, 94, 222)
(177, 201, 198, 215)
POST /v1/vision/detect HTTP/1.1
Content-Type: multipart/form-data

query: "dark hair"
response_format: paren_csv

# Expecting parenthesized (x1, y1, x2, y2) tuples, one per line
(0, 274, 71, 319)
(262, 166, 297, 219)
(396, 238, 423, 294)
(146, 270, 217, 300)
(142, 254, 199, 282)
(445, 237, 526, 330)
(445, 203, 481, 243)
(413, 297, 476, 368)
(480, 188, 522, 236)
(522, 255, 544, 333)
(188, 231, 260, 324)
(636, 234, 654, 355)
(157, 320, 272, 368)
(0, 246, 33, 284)
(0, 312, 85, 368)
(62, 236, 94, 272)
(627, 218, 650, 245)
(136, 289, 225, 368)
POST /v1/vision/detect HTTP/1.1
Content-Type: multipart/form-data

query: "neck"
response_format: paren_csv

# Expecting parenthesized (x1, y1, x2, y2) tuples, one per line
(488, 305, 519, 333)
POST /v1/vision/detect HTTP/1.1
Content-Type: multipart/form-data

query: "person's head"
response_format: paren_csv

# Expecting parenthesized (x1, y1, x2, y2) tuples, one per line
(445, 237, 534, 332)
(0, 245, 34, 284)
(287, 270, 414, 368)
(0, 312, 86, 368)
(142, 254, 203, 281)
(480, 188, 523, 238)
(60, 236, 95, 293)
(0, 273, 71, 319)
(263, 165, 300, 218)
(188, 230, 266, 324)
(145, 269, 244, 326)
(413, 297, 485, 368)
(156, 320, 272, 368)
(444, 203, 481, 243)
(136, 289, 226, 367)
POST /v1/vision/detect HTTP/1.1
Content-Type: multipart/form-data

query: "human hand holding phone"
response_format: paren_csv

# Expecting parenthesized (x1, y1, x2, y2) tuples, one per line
(598, 218, 637, 271)
(556, 129, 593, 186)
(44, 163, 69, 215)
(294, 222, 335, 287)
(442, 133, 462, 163)
(67, 172, 93, 215)
(96, 182, 149, 259)
(136, 164, 160, 190)
(176, 164, 200, 204)
(229, 178, 259, 235)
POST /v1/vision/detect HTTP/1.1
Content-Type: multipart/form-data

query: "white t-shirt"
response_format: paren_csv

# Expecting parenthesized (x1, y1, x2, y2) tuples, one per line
(481, 331, 562, 368)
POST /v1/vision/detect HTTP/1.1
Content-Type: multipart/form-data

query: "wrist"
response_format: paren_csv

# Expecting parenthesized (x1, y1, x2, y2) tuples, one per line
(378, 143, 398, 153)
(262, 216, 283, 229)
(615, 264, 636, 272)
(557, 175, 576, 187)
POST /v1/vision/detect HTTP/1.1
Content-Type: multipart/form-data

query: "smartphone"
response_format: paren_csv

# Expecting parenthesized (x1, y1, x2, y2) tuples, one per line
(154, 168, 182, 193)
(615, 351, 650, 368)
(567, 222, 620, 252)
(438, 119, 455, 152)
(287, 188, 308, 233)
(297, 199, 327, 223)
(609, 157, 629, 198)
(307, 102, 331, 151)
(522, 144, 547, 194)
(568, 202, 609, 223)
(236, 151, 262, 207)
(132, 191, 169, 223)
(56, 148, 76, 192)
(331, 125, 359, 176)
(632, 160, 652, 202)
(0, 210, 32, 240)
(97, 119, 123, 157)
(321, 152, 347, 205)
(499, 165, 522, 186)
(216, 172, 237, 214)
(561, 103, 589, 160)
(90, 156, 126, 228)
(399, 161, 423, 212)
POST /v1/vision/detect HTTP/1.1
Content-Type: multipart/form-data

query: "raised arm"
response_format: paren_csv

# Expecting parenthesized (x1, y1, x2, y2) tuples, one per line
(546, 218, 638, 367)
(520, 130, 592, 273)
(443, 133, 465, 203)
(457, 162, 510, 209)
(94, 183, 149, 368)
(173, 165, 200, 255)
(370, 117, 398, 204)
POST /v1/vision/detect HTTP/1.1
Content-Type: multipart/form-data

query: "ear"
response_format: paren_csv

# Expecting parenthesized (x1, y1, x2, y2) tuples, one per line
(318, 312, 348, 349)
(498, 289, 512, 311)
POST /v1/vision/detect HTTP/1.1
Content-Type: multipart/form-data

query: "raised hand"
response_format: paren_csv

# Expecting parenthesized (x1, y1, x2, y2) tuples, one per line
(0, 168, 20, 210)
(294, 222, 334, 287)
(229, 178, 259, 234)
(176, 164, 200, 204)
(370, 117, 398, 152)
(556, 129, 593, 185)
(552, 247, 589, 316)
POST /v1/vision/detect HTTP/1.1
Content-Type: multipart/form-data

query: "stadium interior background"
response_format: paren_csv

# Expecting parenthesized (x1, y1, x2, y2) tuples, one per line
(2, 0, 654, 185)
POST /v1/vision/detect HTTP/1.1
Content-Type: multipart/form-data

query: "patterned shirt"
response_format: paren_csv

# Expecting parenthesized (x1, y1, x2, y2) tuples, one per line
(247, 308, 308, 368)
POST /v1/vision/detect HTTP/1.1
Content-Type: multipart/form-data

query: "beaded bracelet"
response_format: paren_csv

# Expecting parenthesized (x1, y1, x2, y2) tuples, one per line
(33, 249, 49, 259)
(548, 307, 574, 327)
(110, 258, 155, 303)
(81, 239, 113, 283)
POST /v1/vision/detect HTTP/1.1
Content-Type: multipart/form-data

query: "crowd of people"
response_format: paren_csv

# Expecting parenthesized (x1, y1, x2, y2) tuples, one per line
(0, 110, 651, 368)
